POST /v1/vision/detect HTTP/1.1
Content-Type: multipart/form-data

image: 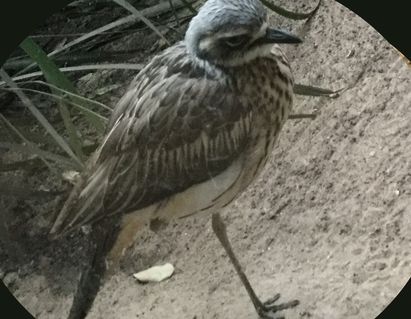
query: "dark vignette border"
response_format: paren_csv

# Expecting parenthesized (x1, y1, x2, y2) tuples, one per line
(0, 0, 410, 318)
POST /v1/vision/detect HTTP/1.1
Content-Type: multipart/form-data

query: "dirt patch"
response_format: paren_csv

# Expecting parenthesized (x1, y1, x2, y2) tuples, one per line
(1, 0, 411, 319)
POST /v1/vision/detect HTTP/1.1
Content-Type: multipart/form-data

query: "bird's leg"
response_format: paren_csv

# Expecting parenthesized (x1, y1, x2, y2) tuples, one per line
(68, 213, 146, 319)
(105, 211, 146, 278)
(211, 213, 299, 319)
(68, 218, 120, 319)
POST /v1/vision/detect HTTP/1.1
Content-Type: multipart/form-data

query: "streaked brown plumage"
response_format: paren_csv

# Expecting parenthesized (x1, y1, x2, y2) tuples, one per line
(51, 45, 293, 235)
(51, 0, 301, 318)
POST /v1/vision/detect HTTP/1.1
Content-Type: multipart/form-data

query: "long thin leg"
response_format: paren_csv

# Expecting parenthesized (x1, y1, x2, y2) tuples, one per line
(211, 213, 299, 319)
(105, 212, 144, 278)
(67, 218, 120, 319)
(68, 211, 149, 319)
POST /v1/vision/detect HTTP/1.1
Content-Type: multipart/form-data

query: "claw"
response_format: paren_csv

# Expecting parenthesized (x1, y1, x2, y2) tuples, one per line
(263, 293, 281, 306)
(257, 294, 299, 319)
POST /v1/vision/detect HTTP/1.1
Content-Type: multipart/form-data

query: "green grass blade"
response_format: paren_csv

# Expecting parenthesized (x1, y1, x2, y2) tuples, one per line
(19, 37, 104, 135)
(19, 37, 84, 159)
(0, 141, 80, 170)
(294, 83, 345, 98)
(112, 0, 170, 46)
(0, 113, 57, 175)
(0, 68, 83, 168)
(9, 82, 112, 114)
(261, 0, 321, 20)
(0, 63, 144, 85)
(181, 0, 197, 14)
(13, 0, 196, 77)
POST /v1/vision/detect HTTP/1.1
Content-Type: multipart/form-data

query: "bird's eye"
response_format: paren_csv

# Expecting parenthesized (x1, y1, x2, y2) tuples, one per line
(225, 35, 246, 47)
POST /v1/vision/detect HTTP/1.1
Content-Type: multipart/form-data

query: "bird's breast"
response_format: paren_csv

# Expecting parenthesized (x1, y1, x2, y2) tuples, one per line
(231, 53, 294, 187)
(234, 53, 294, 132)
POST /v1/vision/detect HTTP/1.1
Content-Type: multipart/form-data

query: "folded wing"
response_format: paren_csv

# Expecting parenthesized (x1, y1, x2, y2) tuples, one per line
(51, 44, 252, 236)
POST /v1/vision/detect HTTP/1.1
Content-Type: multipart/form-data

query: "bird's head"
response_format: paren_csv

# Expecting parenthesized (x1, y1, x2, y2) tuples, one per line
(185, 0, 301, 67)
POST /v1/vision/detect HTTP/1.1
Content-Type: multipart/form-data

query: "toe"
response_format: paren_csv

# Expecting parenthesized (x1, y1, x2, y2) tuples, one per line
(257, 295, 299, 319)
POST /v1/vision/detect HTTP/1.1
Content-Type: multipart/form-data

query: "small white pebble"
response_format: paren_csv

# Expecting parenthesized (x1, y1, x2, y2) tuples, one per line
(133, 263, 174, 282)
(395, 190, 400, 196)
(369, 151, 375, 157)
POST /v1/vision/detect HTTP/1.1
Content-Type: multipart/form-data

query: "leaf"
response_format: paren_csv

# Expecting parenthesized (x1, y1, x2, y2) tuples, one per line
(0, 69, 83, 169)
(19, 37, 104, 148)
(294, 83, 345, 98)
(261, 0, 321, 20)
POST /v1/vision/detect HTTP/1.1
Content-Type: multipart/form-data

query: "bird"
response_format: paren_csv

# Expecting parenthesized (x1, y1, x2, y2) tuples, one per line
(50, 0, 302, 318)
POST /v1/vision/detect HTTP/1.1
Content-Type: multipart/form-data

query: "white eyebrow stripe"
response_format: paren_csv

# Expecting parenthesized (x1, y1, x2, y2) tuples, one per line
(254, 22, 268, 39)
(199, 37, 214, 51)
(200, 23, 268, 47)
(216, 29, 251, 39)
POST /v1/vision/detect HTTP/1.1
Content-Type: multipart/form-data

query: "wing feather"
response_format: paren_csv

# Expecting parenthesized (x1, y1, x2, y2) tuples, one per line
(51, 43, 252, 235)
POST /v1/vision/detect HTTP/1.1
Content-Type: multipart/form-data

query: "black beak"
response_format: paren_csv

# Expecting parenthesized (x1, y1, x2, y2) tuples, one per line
(263, 27, 302, 44)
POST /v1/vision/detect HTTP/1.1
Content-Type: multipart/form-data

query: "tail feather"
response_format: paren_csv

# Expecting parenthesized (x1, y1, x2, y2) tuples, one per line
(50, 155, 116, 237)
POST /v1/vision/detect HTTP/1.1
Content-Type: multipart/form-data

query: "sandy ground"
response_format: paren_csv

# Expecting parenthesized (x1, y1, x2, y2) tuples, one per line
(1, 0, 411, 319)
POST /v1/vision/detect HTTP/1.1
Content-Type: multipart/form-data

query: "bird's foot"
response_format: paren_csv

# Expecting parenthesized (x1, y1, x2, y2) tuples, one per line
(257, 294, 299, 319)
